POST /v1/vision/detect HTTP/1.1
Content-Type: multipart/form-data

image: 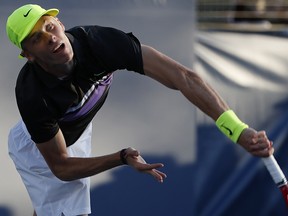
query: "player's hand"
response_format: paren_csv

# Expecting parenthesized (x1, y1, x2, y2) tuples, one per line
(237, 128, 274, 157)
(125, 147, 167, 183)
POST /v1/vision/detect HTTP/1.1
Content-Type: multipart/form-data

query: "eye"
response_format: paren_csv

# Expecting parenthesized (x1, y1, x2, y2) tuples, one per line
(31, 33, 42, 44)
(46, 22, 54, 31)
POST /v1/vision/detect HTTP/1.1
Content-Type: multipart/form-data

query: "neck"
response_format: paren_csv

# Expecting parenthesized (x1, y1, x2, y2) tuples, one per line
(38, 59, 75, 78)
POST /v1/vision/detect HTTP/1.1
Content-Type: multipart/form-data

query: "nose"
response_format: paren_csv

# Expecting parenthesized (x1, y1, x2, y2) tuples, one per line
(49, 34, 57, 44)
(44, 32, 57, 45)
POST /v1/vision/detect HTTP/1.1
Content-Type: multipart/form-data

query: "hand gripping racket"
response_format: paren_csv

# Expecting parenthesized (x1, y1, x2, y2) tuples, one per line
(262, 155, 288, 207)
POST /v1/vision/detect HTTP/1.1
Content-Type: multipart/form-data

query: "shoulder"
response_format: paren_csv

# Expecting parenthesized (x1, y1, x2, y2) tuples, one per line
(16, 63, 46, 109)
(66, 25, 144, 74)
(16, 63, 38, 94)
(66, 25, 124, 39)
(65, 25, 120, 54)
(66, 25, 139, 46)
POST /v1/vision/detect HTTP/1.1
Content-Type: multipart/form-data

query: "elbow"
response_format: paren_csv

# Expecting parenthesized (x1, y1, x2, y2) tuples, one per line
(183, 69, 205, 89)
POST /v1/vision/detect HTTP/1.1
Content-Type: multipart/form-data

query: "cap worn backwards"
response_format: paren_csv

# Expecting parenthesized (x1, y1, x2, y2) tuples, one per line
(6, 4, 59, 50)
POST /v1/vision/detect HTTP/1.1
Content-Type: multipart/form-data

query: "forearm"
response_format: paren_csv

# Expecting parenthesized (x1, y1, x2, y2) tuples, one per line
(51, 151, 123, 181)
(179, 68, 229, 121)
(36, 131, 125, 181)
(53, 148, 167, 183)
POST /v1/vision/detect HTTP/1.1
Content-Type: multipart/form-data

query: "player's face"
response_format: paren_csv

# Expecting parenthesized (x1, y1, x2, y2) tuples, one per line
(22, 16, 73, 67)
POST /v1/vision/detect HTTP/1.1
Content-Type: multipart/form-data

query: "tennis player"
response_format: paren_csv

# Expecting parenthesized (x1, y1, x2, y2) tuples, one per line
(6, 4, 273, 216)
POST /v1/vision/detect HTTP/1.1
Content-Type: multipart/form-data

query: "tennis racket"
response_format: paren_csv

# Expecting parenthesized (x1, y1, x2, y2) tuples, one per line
(262, 155, 288, 207)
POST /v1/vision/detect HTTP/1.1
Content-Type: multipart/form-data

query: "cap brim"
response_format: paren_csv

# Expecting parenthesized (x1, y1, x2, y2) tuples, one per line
(44, 8, 59, 17)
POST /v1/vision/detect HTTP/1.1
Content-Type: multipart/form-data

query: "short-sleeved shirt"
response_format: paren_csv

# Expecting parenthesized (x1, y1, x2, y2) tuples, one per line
(15, 25, 144, 146)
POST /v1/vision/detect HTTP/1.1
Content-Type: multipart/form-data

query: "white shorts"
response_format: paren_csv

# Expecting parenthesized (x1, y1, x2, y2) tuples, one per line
(8, 120, 92, 216)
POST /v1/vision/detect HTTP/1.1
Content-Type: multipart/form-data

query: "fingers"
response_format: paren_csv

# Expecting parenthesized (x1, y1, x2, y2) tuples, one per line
(136, 162, 167, 183)
(124, 148, 167, 182)
(146, 166, 167, 183)
(150, 169, 167, 183)
(250, 145, 274, 157)
(248, 131, 274, 157)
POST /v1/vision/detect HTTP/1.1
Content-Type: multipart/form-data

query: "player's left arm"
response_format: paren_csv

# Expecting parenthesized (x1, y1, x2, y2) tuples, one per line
(141, 44, 273, 157)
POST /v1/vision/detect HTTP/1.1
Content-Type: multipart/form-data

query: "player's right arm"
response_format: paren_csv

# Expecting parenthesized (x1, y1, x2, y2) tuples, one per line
(36, 129, 166, 182)
(141, 45, 273, 157)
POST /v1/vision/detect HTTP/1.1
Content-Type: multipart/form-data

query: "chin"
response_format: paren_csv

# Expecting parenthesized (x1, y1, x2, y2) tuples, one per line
(59, 52, 74, 64)
(64, 49, 74, 62)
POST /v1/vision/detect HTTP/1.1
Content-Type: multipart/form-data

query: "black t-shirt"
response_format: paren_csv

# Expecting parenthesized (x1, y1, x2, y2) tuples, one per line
(16, 25, 144, 146)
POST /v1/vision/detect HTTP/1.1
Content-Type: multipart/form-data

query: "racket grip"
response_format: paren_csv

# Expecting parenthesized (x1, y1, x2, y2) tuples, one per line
(262, 155, 287, 187)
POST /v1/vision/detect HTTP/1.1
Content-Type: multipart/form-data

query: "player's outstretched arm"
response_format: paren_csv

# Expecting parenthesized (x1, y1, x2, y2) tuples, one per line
(141, 45, 273, 157)
(36, 129, 166, 181)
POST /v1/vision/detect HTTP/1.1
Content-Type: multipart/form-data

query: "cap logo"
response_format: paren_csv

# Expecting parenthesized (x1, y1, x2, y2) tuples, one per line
(23, 8, 32, 17)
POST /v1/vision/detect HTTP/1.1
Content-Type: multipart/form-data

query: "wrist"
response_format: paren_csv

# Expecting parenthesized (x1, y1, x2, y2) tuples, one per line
(216, 110, 248, 143)
(120, 148, 128, 165)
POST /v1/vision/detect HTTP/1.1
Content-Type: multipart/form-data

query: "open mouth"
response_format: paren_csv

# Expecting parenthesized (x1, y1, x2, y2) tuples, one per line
(53, 43, 65, 53)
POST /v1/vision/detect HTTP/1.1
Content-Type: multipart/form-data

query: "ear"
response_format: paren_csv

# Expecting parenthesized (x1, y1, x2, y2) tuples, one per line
(21, 50, 35, 62)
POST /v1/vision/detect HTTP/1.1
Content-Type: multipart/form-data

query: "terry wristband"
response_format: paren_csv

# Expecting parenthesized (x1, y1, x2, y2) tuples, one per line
(216, 110, 248, 143)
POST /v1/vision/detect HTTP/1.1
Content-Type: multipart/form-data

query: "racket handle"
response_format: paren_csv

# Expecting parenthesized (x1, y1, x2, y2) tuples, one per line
(262, 155, 287, 187)
(262, 155, 288, 207)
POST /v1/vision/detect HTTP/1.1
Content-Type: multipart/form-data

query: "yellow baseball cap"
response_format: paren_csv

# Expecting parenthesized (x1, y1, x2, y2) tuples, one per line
(6, 4, 59, 50)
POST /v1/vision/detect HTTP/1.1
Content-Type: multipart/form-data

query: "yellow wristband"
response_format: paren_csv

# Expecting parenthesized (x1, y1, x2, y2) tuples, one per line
(216, 110, 248, 143)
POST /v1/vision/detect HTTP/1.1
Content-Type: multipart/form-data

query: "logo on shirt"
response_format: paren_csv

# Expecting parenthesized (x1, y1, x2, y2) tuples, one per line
(23, 8, 32, 17)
